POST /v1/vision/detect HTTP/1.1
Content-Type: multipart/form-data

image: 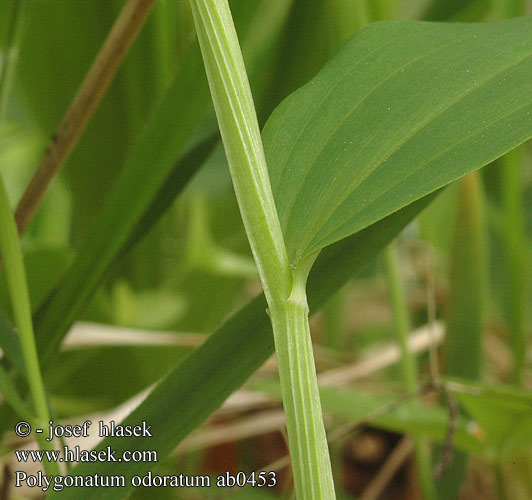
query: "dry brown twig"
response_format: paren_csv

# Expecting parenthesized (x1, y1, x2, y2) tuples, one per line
(14, 0, 158, 234)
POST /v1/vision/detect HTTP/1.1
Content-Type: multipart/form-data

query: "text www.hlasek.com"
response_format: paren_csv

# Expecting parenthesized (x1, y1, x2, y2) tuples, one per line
(15, 445, 157, 463)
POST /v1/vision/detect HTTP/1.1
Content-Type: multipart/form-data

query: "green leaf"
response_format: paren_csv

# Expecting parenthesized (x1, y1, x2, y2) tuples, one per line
(319, 386, 485, 455)
(451, 379, 532, 456)
(33, 46, 210, 364)
(17, 1, 133, 236)
(422, 0, 490, 21)
(0, 247, 73, 314)
(263, 18, 532, 267)
(0, 309, 24, 377)
(255, 380, 486, 455)
(0, 360, 30, 418)
(46, 194, 436, 500)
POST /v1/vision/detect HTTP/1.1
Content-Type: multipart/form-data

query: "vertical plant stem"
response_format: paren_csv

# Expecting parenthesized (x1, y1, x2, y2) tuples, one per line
(500, 150, 528, 385)
(437, 173, 486, 499)
(0, 2, 58, 473)
(446, 174, 486, 381)
(189, 1, 335, 498)
(384, 244, 437, 500)
(0, 179, 59, 474)
(492, 0, 528, 385)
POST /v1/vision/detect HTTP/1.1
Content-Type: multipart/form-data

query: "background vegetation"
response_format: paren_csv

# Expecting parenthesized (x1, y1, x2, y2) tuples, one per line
(0, 0, 531, 498)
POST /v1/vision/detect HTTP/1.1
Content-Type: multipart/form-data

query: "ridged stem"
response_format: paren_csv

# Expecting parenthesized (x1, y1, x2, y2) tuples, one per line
(189, 1, 335, 497)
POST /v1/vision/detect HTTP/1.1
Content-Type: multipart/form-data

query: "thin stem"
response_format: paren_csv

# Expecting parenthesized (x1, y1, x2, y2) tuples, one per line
(189, 1, 335, 497)
(189, 0, 291, 302)
(501, 150, 528, 385)
(384, 244, 437, 500)
(271, 252, 335, 498)
(0, 6, 58, 465)
(0, 179, 58, 474)
(14, 0, 158, 235)
(384, 245, 417, 388)
(492, 0, 528, 385)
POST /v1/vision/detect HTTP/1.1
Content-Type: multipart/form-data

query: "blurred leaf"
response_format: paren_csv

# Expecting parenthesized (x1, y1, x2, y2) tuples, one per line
(0, 361, 29, 417)
(262, 0, 336, 116)
(111, 282, 186, 330)
(264, 18, 532, 268)
(0, 247, 73, 314)
(46, 345, 194, 416)
(422, 0, 490, 21)
(445, 174, 487, 379)
(33, 45, 210, 363)
(17, 1, 131, 237)
(437, 173, 487, 500)
(0, 308, 24, 376)
(320, 387, 484, 452)
(418, 181, 458, 251)
(452, 379, 532, 456)
(46, 193, 437, 500)
(119, 132, 219, 259)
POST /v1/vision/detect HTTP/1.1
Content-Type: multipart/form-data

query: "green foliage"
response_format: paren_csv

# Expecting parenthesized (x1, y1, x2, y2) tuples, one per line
(1, 1, 532, 499)
(264, 17, 532, 267)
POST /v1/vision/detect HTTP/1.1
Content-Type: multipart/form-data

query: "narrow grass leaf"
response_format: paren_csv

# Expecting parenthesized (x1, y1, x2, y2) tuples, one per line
(445, 174, 486, 381)
(436, 173, 487, 499)
(119, 132, 219, 258)
(33, 46, 209, 363)
(263, 18, 532, 267)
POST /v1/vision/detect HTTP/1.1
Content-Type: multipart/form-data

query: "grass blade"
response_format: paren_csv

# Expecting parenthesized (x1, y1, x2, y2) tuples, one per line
(384, 244, 437, 500)
(34, 46, 209, 363)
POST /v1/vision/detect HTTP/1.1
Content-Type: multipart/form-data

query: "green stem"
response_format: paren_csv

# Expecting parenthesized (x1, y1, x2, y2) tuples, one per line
(271, 252, 335, 499)
(493, 0, 528, 389)
(501, 150, 528, 385)
(384, 244, 437, 500)
(0, 179, 59, 474)
(189, 1, 335, 497)
(0, 2, 58, 473)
